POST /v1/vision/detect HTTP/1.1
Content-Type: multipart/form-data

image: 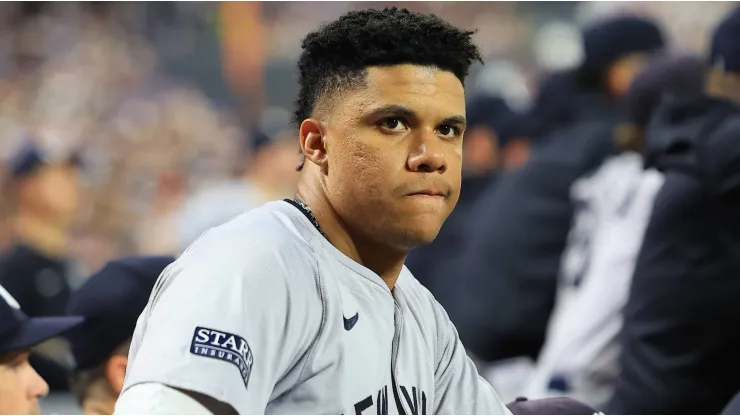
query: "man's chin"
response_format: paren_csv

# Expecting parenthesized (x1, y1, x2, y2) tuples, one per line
(394, 224, 444, 249)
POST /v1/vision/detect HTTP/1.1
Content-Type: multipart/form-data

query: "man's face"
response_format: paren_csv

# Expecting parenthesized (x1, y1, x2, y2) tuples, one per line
(0, 350, 49, 415)
(321, 65, 465, 249)
(22, 162, 82, 224)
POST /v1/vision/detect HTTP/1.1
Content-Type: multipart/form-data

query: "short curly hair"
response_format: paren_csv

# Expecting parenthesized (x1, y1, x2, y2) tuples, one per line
(294, 7, 483, 170)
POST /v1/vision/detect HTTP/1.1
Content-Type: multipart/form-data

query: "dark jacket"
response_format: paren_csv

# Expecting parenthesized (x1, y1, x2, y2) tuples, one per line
(0, 244, 74, 391)
(445, 94, 621, 362)
(606, 96, 740, 415)
(724, 391, 740, 415)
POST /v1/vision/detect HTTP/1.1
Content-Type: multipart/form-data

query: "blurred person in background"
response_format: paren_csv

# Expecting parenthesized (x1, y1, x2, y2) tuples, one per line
(175, 106, 300, 252)
(407, 94, 529, 295)
(0, 284, 83, 414)
(526, 69, 581, 145)
(0, 139, 82, 317)
(606, 8, 740, 414)
(0, 138, 84, 392)
(445, 15, 666, 374)
(462, 94, 531, 175)
(523, 53, 707, 409)
(66, 256, 173, 415)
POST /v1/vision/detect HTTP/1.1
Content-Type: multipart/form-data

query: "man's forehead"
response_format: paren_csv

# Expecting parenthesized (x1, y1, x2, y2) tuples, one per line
(356, 65, 466, 114)
(365, 65, 463, 92)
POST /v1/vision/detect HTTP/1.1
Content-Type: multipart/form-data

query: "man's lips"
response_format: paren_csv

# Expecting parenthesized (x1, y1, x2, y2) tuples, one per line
(406, 189, 447, 198)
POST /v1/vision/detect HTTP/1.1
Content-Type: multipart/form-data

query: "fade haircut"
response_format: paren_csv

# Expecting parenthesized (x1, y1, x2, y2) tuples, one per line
(293, 7, 483, 170)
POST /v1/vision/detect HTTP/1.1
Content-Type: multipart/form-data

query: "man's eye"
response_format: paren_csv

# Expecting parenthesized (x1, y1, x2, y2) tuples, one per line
(9, 358, 25, 370)
(379, 118, 407, 131)
(438, 125, 460, 137)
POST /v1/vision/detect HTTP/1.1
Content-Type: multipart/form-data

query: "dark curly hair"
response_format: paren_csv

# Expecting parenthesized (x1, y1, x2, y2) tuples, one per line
(294, 7, 483, 170)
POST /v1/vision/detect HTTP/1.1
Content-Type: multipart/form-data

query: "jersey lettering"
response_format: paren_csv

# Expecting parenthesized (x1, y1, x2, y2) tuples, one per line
(352, 384, 426, 415)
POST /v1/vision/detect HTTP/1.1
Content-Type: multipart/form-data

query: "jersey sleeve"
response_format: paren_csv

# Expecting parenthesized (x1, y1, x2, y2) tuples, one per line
(118, 225, 323, 414)
(431, 298, 511, 415)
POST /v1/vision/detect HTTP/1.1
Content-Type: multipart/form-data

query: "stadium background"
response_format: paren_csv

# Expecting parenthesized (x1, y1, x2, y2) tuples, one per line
(0, 2, 733, 413)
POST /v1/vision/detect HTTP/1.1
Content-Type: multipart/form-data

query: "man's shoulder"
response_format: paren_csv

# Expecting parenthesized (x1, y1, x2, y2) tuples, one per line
(698, 110, 740, 190)
(178, 201, 320, 277)
(703, 111, 740, 157)
(190, 200, 314, 247)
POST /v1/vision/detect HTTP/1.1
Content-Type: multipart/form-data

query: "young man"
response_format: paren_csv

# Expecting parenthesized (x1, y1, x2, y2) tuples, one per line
(0, 284, 83, 414)
(114, 7, 511, 415)
(65, 256, 174, 415)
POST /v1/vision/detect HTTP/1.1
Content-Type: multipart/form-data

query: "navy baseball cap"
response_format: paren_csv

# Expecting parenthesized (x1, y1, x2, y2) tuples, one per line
(65, 255, 174, 371)
(8, 139, 83, 179)
(709, 6, 740, 73)
(581, 15, 665, 76)
(0, 285, 84, 354)
(625, 53, 707, 127)
(507, 397, 603, 415)
(466, 95, 529, 147)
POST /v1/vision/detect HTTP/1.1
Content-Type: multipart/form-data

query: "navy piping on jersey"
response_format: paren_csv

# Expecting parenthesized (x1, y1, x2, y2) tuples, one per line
(283, 199, 327, 238)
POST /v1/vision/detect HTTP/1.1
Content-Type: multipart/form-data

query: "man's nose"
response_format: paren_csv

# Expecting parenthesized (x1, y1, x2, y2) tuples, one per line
(28, 366, 49, 400)
(407, 130, 447, 173)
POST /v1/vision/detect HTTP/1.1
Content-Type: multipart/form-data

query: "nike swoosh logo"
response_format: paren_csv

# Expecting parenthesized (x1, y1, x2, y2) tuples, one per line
(343, 312, 359, 331)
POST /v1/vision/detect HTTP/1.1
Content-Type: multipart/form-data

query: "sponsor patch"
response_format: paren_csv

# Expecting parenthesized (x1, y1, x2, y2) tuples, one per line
(190, 326, 254, 389)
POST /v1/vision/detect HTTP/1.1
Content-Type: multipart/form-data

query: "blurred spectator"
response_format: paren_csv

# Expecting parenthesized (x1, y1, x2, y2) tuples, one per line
(445, 15, 666, 371)
(463, 94, 531, 174)
(0, 138, 81, 317)
(175, 106, 300, 253)
(0, 138, 83, 391)
(66, 256, 173, 415)
(526, 70, 581, 142)
(606, 8, 740, 414)
(0, 284, 83, 415)
(524, 53, 706, 408)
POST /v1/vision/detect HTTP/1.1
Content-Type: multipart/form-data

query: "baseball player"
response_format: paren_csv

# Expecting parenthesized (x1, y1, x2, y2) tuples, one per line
(66, 256, 174, 414)
(114, 7, 511, 415)
(0, 285, 83, 414)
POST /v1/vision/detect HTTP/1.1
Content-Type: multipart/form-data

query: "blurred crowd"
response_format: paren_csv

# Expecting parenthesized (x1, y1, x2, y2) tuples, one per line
(1, 1, 740, 414)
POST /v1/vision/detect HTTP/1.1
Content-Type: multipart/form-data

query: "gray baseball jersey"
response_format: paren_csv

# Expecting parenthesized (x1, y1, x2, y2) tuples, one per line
(119, 200, 509, 415)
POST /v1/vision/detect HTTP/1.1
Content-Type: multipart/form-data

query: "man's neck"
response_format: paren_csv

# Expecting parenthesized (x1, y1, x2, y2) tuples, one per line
(296, 183, 407, 291)
(705, 69, 740, 107)
(13, 213, 69, 259)
(82, 381, 118, 415)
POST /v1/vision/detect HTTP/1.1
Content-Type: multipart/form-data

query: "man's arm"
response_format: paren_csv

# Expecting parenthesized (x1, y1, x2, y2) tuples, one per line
(114, 225, 323, 415)
(115, 383, 228, 414)
(431, 297, 511, 415)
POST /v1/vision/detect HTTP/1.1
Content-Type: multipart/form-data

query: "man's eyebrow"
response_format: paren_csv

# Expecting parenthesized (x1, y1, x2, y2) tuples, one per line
(441, 115, 467, 127)
(365, 104, 416, 119)
(365, 104, 467, 127)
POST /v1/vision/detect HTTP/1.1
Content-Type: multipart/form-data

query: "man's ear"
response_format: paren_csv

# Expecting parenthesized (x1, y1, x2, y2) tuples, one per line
(299, 119, 328, 169)
(106, 355, 128, 395)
